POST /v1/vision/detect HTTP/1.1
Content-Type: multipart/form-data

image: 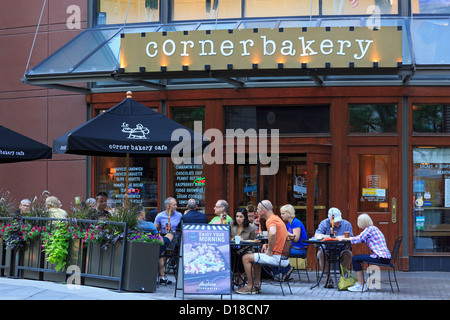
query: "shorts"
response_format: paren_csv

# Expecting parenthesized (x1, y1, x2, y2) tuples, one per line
(159, 236, 171, 257)
(253, 253, 289, 268)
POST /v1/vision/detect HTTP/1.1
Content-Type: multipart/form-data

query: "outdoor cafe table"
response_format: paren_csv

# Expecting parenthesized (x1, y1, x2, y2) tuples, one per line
(230, 240, 263, 287)
(303, 238, 351, 290)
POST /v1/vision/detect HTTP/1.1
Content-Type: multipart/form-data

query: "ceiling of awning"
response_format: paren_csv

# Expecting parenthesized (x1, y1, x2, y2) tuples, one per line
(21, 17, 450, 94)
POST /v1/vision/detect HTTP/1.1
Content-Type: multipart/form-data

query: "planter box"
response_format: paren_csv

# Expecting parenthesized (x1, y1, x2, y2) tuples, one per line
(42, 239, 84, 282)
(122, 241, 160, 292)
(83, 241, 160, 292)
(83, 241, 124, 290)
(20, 240, 44, 280)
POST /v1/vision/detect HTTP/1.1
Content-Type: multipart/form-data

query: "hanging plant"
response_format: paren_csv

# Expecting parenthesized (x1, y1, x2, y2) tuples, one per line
(42, 221, 72, 272)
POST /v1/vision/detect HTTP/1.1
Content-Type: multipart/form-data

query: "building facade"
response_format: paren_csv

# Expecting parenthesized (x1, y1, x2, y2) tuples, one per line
(1, 0, 450, 271)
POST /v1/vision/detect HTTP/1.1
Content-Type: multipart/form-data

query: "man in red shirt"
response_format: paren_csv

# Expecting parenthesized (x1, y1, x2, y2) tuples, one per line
(236, 200, 289, 295)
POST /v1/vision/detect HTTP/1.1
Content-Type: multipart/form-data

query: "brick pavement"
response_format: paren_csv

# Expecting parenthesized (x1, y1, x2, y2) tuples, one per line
(0, 270, 449, 300)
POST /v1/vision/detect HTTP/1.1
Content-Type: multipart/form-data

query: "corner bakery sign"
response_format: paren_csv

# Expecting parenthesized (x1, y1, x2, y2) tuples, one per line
(120, 26, 402, 72)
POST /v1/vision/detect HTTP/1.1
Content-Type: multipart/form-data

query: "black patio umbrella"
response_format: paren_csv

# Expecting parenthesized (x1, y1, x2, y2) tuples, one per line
(0, 125, 52, 163)
(53, 92, 209, 194)
(54, 92, 208, 157)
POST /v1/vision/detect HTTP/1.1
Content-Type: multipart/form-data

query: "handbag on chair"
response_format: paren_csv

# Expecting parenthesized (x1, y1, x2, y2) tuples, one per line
(338, 264, 357, 290)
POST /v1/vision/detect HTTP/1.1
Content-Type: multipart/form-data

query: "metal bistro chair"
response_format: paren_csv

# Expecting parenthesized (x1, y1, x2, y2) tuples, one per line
(163, 231, 181, 281)
(362, 236, 403, 293)
(251, 235, 295, 296)
(288, 232, 312, 283)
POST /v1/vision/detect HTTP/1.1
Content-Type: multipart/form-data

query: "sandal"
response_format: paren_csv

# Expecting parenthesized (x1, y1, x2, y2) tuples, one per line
(282, 266, 294, 281)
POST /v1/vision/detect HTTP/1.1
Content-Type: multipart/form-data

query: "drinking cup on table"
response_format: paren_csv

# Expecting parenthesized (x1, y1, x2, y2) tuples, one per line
(235, 236, 241, 244)
(344, 231, 350, 238)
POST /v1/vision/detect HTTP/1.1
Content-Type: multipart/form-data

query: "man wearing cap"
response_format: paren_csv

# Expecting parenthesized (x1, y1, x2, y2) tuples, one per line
(314, 207, 354, 288)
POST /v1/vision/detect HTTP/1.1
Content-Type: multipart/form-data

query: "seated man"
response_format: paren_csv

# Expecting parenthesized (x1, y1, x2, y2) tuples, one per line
(314, 207, 353, 288)
(136, 206, 174, 285)
(236, 200, 289, 295)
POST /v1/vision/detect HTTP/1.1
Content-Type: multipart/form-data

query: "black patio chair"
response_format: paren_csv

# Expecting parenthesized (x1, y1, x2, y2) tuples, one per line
(362, 235, 403, 293)
(251, 235, 295, 296)
(288, 233, 312, 283)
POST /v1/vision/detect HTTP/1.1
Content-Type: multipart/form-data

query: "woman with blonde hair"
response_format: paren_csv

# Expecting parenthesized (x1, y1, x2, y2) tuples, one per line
(279, 204, 308, 280)
(345, 213, 391, 292)
(45, 196, 68, 220)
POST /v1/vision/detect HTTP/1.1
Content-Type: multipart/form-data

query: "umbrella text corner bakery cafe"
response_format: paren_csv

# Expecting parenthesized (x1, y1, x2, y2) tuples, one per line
(0, 126, 52, 163)
(54, 92, 208, 159)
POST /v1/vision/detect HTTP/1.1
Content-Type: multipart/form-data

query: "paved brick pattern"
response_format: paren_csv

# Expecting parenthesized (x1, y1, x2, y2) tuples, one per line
(2, 271, 449, 300)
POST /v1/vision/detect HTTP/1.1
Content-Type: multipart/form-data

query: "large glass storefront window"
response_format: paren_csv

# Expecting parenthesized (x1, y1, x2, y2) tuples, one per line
(173, 0, 240, 21)
(97, 156, 158, 208)
(413, 147, 450, 253)
(96, 0, 160, 25)
(96, 0, 403, 25)
(171, 107, 206, 211)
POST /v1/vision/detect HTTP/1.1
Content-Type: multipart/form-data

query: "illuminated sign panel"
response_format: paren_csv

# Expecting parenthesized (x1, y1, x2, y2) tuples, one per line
(120, 27, 402, 72)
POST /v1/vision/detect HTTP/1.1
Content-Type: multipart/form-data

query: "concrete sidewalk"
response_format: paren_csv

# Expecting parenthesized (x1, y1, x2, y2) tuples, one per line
(0, 271, 449, 300)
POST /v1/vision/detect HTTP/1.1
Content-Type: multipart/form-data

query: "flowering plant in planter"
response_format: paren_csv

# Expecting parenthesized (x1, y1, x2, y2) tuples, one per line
(21, 224, 47, 243)
(127, 230, 164, 245)
(0, 220, 26, 251)
(82, 222, 124, 251)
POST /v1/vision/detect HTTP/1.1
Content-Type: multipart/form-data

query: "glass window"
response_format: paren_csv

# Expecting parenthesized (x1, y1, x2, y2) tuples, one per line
(286, 163, 308, 224)
(349, 104, 397, 134)
(358, 155, 390, 213)
(225, 106, 330, 134)
(322, 0, 398, 15)
(171, 107, 206, 211)
(411, 19, 450, 65)
(413, 147, 450, 253)
(412, 0, 450, 14)
(413, 104, 450, 134)
(236, 164, 259, 208)
(97, 156, 158, 207)
(245, 0, 319, 17)
(172, 0, 241, 21)
(97, 0, 160, 25)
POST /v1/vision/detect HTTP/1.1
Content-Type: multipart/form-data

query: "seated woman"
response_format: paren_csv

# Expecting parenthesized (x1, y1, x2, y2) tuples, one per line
(345, 213, 391, 292)
(279, 204, 308, 280)
(230, 208, 256, 288)
(136, 206, 174, 285)
(231, 207, 256, 241)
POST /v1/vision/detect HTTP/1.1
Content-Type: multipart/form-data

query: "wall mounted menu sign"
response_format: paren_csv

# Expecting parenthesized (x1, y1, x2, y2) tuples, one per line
(110, 166, 144, 204)
(174, 164, 205, 206)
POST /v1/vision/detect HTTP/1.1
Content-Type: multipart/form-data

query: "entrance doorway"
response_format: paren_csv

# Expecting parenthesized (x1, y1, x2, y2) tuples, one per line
(348, 146, 400, 255)
(234, 154, 330, 235)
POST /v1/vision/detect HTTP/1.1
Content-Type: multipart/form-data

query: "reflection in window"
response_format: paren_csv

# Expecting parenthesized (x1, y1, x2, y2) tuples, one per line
(349, 104, 397, 133)
(322, 0, 398, 15)
(245, 0, 319, 17)
(225, 106, 330, 134)
(413, 104, 450, 134)
(171, 107, 205, 132)
(97, 0, 160, 25)
(412, 0, 450, 14)
(413, 147, 450, 253)
(171, 107, 206, 211)
(358, 155, 390, 213)
(172, 0, 240, 21)
(97, 156, 158, 208)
